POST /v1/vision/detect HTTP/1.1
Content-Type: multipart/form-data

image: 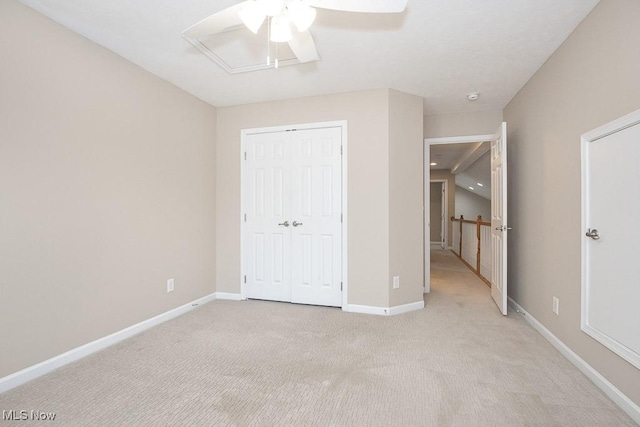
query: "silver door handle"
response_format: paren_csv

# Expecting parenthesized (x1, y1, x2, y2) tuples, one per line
(292, 221, 303, 227)
(495, 226, 513, 231)
(278, 221, 290, 227)
(586, 228, 600, 240)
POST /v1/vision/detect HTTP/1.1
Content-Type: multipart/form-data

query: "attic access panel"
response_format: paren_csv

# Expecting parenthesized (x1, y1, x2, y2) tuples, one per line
(184, 25, 309, 74)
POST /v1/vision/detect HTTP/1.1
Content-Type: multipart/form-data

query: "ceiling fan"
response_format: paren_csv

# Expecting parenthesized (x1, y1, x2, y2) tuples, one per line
(183, 0, 408, 66)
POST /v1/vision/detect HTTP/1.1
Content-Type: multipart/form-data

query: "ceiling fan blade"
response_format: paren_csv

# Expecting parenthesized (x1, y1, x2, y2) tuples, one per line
(288, 30, 320, 63)
(307, 0, 407, 13)
(183, 1, 249, 39)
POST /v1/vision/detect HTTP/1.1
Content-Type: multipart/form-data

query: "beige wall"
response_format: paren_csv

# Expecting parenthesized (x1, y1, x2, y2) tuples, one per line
(429, 170, 456, 248)
(424, 110, 503, 139)
(217, 89, 424, 309)
(0, 1, 217, 377)
(455, 186, 491, 221)
(388, 90, 424, 308)
(504, 0, 640, 406)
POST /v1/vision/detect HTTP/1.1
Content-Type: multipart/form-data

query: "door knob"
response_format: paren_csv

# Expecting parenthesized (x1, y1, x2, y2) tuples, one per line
(586, 228, 600, 240)
(292, 221, 303, 227)
(278, 221, 290, 227)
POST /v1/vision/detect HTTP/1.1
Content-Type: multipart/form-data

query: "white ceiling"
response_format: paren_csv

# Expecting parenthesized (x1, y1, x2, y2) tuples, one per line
(17, 0, 599, 114)
(430, 142, 477, 170)
(431, 143, 490, 199)
(456, 151, 491, 200)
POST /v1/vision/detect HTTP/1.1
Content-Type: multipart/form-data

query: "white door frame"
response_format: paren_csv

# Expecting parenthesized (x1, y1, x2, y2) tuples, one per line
(240, 120, 349, 308)
(424, 134, 493, 293)
(581, 108, 640, 369)
(429, 179, 448, 248)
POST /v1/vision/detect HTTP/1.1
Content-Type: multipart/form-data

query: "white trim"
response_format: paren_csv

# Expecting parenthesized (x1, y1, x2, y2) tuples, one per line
(581, 109, 640, 371)
(343, 304, 389, 316)
(240, 121, 348, 309)
(424, 133, 494, 294)
(508, 298, 640, 425)
(388, 300, 425, 315)
(343, 300, 424, 316)
(341, 122, 348, 308)
(213, 292, 242, 301)
(581, 109, 640, 142)
(424, 134, 494, 145)
(0, 293, 217, 394)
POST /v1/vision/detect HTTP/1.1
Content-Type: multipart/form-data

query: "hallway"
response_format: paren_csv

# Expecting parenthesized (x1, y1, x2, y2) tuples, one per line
(426, 248, 636, 425)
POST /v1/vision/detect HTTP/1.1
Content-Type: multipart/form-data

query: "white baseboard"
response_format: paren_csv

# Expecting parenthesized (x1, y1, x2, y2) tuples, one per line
(213, 292, 242, 301)
(0, 293, 217, 395)
(508, 297, 640, 425)
(389, 300, 425, 315)
(343, 300, 424, 316)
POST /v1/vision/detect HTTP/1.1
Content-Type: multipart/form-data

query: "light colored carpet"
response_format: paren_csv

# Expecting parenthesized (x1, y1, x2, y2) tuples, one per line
(0, 250, 635, 426)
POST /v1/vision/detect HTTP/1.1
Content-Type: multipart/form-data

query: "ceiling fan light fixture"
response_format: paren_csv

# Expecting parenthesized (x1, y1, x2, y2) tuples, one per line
(287, 2, 316, 32)
(238, 3, 266, 34)
(270, 15, 292, 42)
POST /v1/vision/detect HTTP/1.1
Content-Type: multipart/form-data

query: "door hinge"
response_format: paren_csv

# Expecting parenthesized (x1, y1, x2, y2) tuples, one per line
(340, 213, 343, 223)
(340, 145, 343, 155)
(244, 275, 247, 284)
(244, 213, 247, 222)
(244, 152, 247, 160)
(341, 282, 343, 291)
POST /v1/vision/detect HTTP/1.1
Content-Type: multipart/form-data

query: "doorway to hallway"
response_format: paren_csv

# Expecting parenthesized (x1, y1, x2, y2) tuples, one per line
(424, 123, 509, 315)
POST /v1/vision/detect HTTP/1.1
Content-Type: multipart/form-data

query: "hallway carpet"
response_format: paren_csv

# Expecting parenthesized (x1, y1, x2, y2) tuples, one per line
(0, 250, 635, 426)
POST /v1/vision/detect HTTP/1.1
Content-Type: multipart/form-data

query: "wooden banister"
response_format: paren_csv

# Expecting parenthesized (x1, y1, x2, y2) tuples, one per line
(449, 214, 491, 287)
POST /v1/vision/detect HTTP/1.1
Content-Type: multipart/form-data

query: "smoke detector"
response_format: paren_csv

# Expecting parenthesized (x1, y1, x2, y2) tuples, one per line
(467, 92, 480, 101)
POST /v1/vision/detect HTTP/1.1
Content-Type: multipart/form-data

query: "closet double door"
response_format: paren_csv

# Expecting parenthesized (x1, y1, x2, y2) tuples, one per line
(243, 126, 343, 307)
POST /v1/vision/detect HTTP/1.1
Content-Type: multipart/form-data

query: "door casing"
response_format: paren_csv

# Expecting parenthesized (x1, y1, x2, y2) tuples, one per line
(423, 134, 494, 294)
(240, 120, 349, 308)
(581, 108, 640, 369)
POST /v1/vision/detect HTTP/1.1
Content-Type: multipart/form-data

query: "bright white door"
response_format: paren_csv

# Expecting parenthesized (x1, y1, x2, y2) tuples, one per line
(244, 131, 292, 302)
(290, 127, 343, 306)
(583, 116, 640, 368)
(490, 122, 508, 315)
(244, 126, 343, 307)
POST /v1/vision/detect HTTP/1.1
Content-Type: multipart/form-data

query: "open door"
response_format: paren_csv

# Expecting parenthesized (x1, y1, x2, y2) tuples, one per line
(490, 122, 509, 315)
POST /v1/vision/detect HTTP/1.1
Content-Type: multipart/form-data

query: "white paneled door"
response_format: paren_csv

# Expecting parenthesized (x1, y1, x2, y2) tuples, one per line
(244, 126, 343, 307)
(490, 122, 509, 315)
(582, 113, 640, 369)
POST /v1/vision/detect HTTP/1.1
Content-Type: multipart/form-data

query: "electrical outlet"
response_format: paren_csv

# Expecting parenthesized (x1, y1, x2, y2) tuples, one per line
(167, 278, 175, 293)
(393, 276, 400, 289)
(553, 297, 559, 315)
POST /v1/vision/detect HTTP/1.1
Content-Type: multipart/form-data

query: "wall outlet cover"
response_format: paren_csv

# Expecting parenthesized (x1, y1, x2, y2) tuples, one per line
(167, 278, 175, 293)
(393, 276, 400, 289)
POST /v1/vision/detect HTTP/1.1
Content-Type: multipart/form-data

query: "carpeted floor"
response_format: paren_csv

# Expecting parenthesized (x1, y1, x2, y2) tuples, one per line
(0, 250, 635, 426)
